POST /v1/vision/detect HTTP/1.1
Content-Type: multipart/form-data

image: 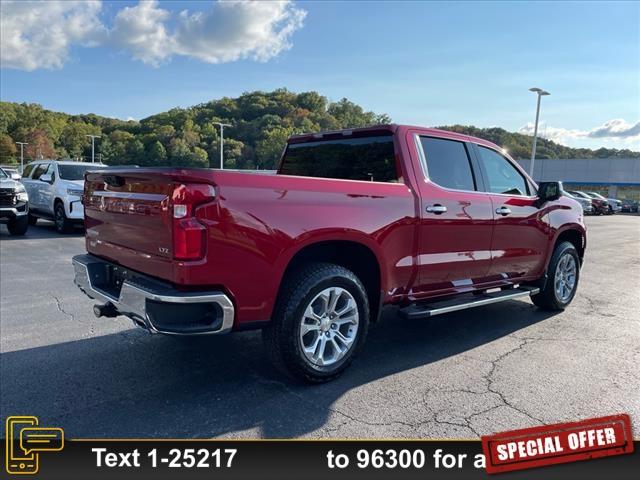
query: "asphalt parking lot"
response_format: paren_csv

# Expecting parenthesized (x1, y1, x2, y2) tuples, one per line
(1, 215, 639, 439)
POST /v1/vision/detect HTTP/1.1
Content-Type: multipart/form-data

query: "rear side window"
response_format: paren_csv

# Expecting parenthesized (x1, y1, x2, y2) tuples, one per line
(22, 164, 35, 178)
(419, 137, 476, 191)
(477, 146, 529, 196)
(280, 135, 398, 182)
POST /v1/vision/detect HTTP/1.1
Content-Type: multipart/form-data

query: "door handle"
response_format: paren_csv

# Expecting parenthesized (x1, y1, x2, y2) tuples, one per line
(426, 204, 447, 214)
(496, 206, 512, 216)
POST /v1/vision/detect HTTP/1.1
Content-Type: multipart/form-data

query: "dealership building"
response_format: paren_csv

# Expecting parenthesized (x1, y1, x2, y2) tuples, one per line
(516, 157, 640, 201)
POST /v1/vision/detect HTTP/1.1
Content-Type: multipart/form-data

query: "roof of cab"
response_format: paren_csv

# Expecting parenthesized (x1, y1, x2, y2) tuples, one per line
(287, 124, 503, 151)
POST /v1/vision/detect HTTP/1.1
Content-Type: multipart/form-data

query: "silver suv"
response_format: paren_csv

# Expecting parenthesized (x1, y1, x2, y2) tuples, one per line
(0, 167, 29, 235)
(21, 160, 107, 233)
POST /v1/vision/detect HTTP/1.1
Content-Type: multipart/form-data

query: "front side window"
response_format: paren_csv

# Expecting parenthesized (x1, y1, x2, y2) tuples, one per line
(477, 146, 529, 196)
(280, 135, 398, 182)
(419, 136, 476, 191)
(31, 164, 48, 180)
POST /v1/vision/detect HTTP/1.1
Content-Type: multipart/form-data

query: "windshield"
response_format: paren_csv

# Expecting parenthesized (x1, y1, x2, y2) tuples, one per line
(0, 168, 7, 179)
(58, 164, 106, 181)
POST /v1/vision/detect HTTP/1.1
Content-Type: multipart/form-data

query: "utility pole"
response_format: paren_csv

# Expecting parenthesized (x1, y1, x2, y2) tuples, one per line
(15, 142, 28, 172)
(213, 122, 232, 169)
(528, 87, 550, 178)
(86, 135, 101, 163)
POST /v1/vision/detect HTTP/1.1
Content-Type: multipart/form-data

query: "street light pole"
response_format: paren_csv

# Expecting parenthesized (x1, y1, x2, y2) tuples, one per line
(528, 87, 550, 178)
(213, 122, 232, 169)
(85, 135, 101, 163)
(15, 142, 28, 172)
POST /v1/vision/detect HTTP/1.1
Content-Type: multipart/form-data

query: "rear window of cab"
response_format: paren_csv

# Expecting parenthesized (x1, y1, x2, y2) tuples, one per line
(280, 135, 398, 183)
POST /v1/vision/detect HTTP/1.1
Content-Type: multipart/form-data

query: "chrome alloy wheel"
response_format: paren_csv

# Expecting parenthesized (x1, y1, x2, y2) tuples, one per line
(554, 253, 577, 302)
(299, 287, 359, 367)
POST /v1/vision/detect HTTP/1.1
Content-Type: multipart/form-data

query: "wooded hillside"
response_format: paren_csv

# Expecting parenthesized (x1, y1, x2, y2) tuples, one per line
(1, 89, 637, 168)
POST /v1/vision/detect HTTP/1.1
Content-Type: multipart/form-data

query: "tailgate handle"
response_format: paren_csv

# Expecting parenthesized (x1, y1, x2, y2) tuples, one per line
(103, 175, 125, 187)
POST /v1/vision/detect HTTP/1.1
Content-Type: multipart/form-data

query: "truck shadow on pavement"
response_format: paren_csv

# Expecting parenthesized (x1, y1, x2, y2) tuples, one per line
(0, 301, 556, 438)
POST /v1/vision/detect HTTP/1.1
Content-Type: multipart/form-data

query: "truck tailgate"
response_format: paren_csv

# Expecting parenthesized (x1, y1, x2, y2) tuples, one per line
(84, 170, 174, 262)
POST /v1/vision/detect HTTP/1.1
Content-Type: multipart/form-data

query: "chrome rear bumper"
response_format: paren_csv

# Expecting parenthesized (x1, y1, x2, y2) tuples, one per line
(72, 254, 234, 335)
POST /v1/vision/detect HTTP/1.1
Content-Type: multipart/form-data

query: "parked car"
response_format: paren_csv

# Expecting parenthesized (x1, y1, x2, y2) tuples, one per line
(586, 192, 621, 214)
(569, 191, 608, 215)
(0, 167, 29, 235)
(621, 199, 639, 213)
(564, 191, 594, 215)
(0, 167, 21, 180)
(72, 125, 586, 383)
(21, 160, 107, 233)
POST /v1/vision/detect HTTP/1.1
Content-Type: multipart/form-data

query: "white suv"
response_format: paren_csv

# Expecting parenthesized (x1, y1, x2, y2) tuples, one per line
(21, 160, 107, 233)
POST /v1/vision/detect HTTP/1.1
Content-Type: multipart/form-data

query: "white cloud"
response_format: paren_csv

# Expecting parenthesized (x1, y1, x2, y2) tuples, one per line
(519, 119, 640, 145)
(111, 0, 173, 65)
(586, 119, 640, 139)
(111, 0, 306, 67)
(172, 1, 307, 64)
(1, 0, 306, 70)
(0, 0, 105, 71)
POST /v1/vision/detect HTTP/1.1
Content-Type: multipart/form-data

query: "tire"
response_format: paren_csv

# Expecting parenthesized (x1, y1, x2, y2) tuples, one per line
(54, 202, 72, 233)
(28, 213, 38, 225)
(262, 262, 370, 383)
(531, 241, 580, 311)
(7, 215, 28, 236)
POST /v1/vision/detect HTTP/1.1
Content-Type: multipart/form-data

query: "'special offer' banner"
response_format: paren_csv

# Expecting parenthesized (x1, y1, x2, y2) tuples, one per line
(3, 415, 638, 479)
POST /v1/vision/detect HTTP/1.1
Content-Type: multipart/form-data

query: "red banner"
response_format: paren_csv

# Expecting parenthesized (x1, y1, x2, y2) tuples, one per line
(482, 414, 634, 474)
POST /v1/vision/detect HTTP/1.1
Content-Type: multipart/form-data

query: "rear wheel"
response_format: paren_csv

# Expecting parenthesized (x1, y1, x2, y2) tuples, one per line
(263, 262, 369, 383)
(54, 202, 72, 233)
(7, 215, 28, 236)
(531, 241, 580, 311)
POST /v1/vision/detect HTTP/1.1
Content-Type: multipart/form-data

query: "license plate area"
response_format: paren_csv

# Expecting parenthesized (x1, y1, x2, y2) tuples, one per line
(88, 263, 129, 299)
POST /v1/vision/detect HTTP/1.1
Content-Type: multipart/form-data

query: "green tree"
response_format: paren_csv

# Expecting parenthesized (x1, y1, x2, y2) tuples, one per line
(296, 91, 327, 112)
(0, 133, 17, 164)
(148, 141, 167, 163)
(255, 126, 294, 168)
(328, 98, 381, 128)
(60, 121, 101, 159)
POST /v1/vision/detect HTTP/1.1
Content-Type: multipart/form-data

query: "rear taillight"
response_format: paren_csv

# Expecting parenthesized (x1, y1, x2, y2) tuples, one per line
(172, 183, 215, 260)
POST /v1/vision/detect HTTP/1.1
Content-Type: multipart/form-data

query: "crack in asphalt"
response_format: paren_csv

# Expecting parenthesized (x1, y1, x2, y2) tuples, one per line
(246, 336, 550, 437)
(51, 294, 96, 336)
(52, 295, 75, 322)
(481, 336, 545, 425)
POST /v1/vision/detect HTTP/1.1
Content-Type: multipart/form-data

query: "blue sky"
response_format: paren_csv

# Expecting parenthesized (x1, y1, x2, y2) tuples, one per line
(1, 0, 638, 149)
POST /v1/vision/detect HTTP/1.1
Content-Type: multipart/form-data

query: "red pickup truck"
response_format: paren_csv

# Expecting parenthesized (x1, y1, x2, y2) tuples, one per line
(73, 124, 586, 382)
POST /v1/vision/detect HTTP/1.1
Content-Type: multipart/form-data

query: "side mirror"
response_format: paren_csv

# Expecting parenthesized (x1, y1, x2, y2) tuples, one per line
(535, 181, 562, 207)
(11, 173, 21, 181)
(39, 173, 52, 184)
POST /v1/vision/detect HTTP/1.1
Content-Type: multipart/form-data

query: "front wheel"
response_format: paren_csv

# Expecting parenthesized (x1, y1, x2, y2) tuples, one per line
(54, 202, 73, 233)
(263, 262, 369, 383)
(531, 241, 580, 311)
(7, 215, 28, 235)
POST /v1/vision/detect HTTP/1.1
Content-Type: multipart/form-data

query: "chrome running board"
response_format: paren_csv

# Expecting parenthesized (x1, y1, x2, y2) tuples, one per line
(400, 287, 540, 319)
